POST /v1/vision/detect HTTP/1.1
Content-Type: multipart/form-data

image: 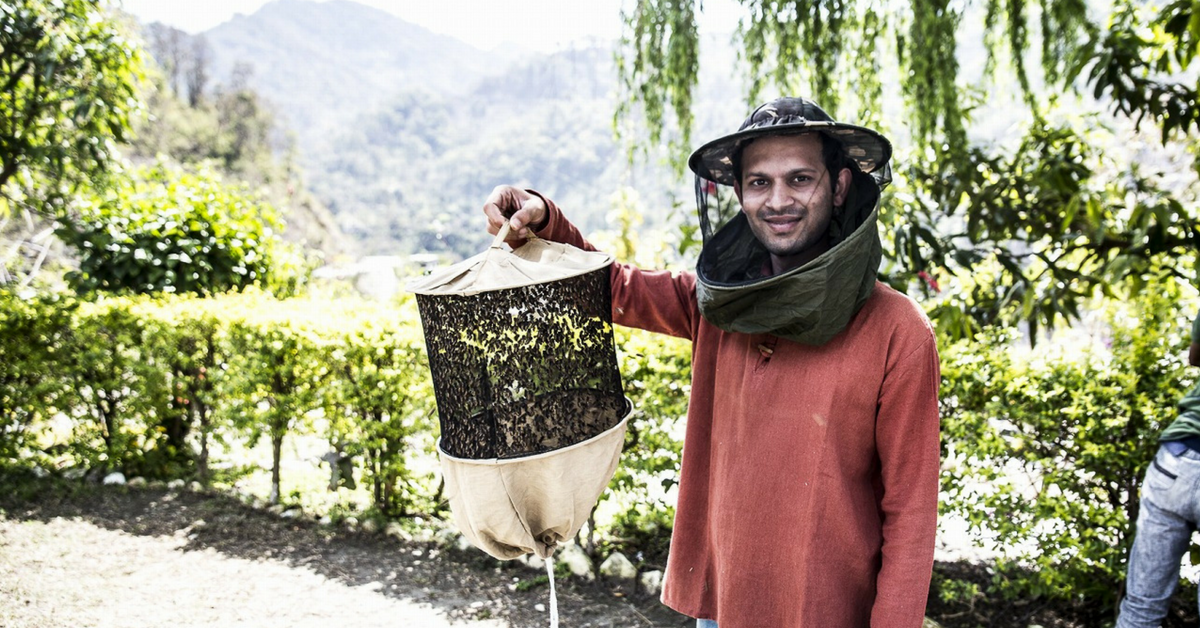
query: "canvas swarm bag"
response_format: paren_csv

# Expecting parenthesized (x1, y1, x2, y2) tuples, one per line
(407, 223, 632, 627)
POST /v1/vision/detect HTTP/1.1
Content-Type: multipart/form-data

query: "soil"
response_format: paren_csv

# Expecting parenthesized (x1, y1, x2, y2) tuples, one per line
(2, 472, 1198, 628)
(924, 559, 1200, 628)
(0, 475, 691, 628)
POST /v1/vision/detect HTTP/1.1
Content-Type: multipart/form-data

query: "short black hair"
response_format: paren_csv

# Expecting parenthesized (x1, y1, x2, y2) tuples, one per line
(732, 131, 856, 192)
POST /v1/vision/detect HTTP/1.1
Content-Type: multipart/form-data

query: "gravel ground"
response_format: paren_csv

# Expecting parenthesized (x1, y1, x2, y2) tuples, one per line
(4, 476, 1197, 628)
(0, 482, 689, 628)
(0, 516, 508, 628)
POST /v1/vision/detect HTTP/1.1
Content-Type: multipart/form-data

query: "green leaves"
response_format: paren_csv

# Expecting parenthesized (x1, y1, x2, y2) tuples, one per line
(901, 0, 969, 164)
(1077, 1, 1200, 141)
(0, 290, 78, 461)
(616, 0, 699, 169)
(0, 0, 145, 213)
(1, 290, 439, 511)
(605, 327, 690, 532)
(939, 281, 1192, 604)
(884, 120, 1199, 343)
(56, 162, 293, 296)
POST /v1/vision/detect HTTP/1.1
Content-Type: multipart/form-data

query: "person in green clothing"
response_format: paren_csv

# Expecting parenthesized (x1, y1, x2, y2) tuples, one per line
(1116, 310, 1200, 627)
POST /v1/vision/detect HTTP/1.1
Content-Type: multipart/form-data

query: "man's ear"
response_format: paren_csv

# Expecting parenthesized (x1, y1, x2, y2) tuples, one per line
(733, 180, 744, 208)
(833, 167, 852, 207)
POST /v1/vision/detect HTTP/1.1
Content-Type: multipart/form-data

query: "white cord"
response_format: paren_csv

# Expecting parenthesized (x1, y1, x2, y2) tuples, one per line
(546, 555, 559, 628)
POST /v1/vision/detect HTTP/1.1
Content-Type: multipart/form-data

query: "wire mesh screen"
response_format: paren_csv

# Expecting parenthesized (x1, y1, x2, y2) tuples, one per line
(415, 267, 629, 460)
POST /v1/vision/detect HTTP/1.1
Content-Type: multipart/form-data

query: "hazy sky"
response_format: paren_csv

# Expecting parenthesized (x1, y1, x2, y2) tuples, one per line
(116, 0, 743, 53)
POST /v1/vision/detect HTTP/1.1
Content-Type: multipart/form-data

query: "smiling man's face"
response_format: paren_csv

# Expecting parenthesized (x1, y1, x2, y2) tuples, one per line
(735, 133, 851, 275)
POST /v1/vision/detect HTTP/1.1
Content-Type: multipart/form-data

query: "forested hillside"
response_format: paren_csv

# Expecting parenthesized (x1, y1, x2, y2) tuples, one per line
(136, 21, 345, 260)
(203, 0, 517, 151)
(167, 1, 744, 258)
(308, 47, 695, 256)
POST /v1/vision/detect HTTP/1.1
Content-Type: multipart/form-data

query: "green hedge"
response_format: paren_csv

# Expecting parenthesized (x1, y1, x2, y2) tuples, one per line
(0, 289, 691, 538)
(0, 290, 434, 512)
(939, 280, 1196, 605)
(0, 292, 78, 463)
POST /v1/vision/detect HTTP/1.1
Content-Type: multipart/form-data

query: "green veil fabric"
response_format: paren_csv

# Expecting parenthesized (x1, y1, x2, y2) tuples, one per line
(695, 169, 883, 346)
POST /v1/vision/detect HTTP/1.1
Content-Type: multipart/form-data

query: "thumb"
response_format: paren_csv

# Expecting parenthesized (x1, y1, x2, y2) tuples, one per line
(509, 195, 546, 233)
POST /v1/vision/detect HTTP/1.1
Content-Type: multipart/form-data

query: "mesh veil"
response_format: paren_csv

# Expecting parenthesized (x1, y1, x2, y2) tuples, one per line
(695, 155, 892, 248)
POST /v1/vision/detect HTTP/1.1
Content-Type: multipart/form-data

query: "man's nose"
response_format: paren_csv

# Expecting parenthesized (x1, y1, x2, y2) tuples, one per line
(766, 182, 792, 210)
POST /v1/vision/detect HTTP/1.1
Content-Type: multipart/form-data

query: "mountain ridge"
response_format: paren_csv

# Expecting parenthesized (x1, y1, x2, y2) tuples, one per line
(203, 0, 516, 151)
(187, 0, 741, 259)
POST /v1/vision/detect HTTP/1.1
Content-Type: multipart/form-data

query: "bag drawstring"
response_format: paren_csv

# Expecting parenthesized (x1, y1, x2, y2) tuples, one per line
(546, 554, 559, 628)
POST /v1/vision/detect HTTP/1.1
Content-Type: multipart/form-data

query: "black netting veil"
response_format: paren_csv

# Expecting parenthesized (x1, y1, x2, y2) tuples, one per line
(694, 148, 892, 249)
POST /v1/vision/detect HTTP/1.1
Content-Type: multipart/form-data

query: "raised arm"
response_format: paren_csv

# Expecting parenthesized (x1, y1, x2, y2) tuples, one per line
(480, 185, 700, 341)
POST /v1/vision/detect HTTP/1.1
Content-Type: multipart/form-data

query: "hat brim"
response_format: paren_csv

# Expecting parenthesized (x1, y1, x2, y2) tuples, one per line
(687, 121, 892, 186)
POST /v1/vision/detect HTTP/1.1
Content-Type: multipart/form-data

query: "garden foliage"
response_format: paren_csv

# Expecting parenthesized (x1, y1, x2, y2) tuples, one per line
(939, 279, 1196, 604)
(0, 291, 429, 512)
(0, 291, 77, 461)
(0, 290, 693, 538)
(56, 162, 302, 296)
(0, 0, 145, 216)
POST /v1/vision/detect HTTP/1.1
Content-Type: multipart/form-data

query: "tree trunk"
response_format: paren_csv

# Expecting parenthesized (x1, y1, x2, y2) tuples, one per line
(0, 155, 19, 190)
(370, 446, 383, 508)
(197, 333, 215, 484)
(269, 430, 283, 505)
(433, 476, 446, 514)
(165, 372, 191, 459)
(99, 396, 116, 466)
(197, 402, 210, 484)
(379, 411, 396, 514)
(585, 504, 598, 558)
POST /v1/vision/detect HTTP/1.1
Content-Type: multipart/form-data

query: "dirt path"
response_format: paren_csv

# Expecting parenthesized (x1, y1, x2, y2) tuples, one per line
(15, 477, 1190, 628)
(0, 483, 689, 628)
(0, 516, 509, 628)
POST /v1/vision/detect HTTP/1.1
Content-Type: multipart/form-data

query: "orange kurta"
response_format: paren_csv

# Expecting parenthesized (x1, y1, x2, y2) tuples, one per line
(536, 196, 940, 628)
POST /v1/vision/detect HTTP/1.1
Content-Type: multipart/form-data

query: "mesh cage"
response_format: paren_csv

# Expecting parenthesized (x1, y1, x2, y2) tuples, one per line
(412, 246, 628, 460)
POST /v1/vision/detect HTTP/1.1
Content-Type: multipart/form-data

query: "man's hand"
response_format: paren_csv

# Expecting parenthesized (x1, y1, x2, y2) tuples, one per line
(483, 185, 547, 244)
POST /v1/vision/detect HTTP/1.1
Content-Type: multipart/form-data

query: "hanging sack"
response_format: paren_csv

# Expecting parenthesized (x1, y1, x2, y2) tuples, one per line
(408, 223, 632, 561)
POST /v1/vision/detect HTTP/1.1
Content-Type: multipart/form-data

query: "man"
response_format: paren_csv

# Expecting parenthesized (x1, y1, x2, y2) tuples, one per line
(1117, 312, 1200, 628)
(484, 97, 940, 627)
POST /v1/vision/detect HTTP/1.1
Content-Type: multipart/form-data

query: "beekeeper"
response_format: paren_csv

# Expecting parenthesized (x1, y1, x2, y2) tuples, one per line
(483, 97, 941, 628)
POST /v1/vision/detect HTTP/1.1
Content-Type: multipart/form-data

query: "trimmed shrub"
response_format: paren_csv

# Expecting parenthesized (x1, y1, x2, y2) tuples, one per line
(0, 291, 78, 464)
(939, 280, 1194, 604)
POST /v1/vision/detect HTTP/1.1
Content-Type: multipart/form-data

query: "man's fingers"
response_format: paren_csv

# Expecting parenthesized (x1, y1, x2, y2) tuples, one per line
(482, 185, 542, 239)
(482, 204, 506, 235)
(482, 185, 519, 234)
(509, 196, 546, 236)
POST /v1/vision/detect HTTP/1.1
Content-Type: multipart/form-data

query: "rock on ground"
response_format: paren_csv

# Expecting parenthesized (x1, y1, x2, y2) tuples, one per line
(555, 543, 596, 581)
(599, 552, 637, 580)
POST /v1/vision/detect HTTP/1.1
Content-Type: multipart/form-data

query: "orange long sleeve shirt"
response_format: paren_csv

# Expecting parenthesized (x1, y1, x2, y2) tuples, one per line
(536, 196, 941, 628)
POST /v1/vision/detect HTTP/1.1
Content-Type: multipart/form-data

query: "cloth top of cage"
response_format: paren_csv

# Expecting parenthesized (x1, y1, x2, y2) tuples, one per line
(408, 228, 615, 297)
(407, 224, 632, 560)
